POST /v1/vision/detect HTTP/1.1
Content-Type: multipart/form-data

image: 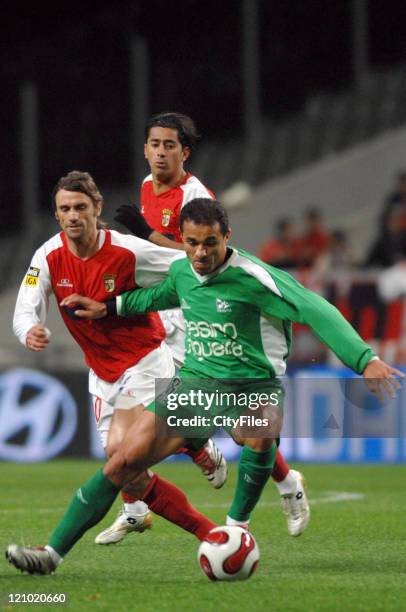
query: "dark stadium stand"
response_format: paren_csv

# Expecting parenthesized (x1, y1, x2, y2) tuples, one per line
(191, 65, 406, 191)
(2, 65, 406, 296)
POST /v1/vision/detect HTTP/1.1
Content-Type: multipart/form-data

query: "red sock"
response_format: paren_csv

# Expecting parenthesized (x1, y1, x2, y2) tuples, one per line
(142, 474, 216, 541)
(176, 446, 197, 459)
(176, 447, 206, 465)
(121, 491, 138, 503)
(271, 449, 290, 482)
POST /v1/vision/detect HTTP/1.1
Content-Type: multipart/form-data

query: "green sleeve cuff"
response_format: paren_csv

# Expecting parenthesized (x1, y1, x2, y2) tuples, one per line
(357, 349, 377, 374)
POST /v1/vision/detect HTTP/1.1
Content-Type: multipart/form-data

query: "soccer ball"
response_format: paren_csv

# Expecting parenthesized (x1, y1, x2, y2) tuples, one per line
(198, 526, 259, 581)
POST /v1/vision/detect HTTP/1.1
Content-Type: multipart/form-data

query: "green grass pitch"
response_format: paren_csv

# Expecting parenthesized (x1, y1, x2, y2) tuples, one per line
(0, 461, 405, 611)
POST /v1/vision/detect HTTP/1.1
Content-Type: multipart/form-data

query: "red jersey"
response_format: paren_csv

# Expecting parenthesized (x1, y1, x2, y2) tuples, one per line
(13, 230, 183, 382)
(300, 228, 330, 265)
(140, 172, 214, 242)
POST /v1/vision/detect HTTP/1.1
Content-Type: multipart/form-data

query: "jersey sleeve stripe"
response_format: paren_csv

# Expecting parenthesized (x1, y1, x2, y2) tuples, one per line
(232, 252, 283, 297)
(259, 314, 288, 376)
(180, 176, 214, 208)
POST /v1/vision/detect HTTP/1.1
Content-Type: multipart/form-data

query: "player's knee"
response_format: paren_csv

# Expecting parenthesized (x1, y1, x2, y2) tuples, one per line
(103, 449, 129, 486)
(124, 440, 151, 468)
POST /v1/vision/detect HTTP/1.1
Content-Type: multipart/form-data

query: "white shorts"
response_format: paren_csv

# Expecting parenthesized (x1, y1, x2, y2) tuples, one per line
(159, 308, 186, 367)
(89, 342, 175, 448)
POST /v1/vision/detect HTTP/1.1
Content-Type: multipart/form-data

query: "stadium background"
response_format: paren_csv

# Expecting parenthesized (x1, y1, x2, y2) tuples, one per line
(1, 0, 406, 465)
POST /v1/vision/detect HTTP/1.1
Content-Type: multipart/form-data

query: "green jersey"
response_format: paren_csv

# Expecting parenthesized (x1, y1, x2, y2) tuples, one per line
(117, 247, 375, 379)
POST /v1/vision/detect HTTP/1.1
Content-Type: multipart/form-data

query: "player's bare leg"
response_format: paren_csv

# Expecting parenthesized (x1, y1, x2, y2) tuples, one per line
(105, 409, 185, 485)
(105, 410, 216, 540)
(97, 401, 226, 545)
(6, 410, 217, 574)
(95, 406, 153, 545)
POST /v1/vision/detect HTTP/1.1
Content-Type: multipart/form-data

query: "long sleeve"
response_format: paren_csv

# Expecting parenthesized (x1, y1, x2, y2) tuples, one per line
(117, 272, 180, 315)
(13, 248, 52, 345)
(110, 231, 185, 287)
(252, 266, 376, 374)
(130, 236, 185, 287)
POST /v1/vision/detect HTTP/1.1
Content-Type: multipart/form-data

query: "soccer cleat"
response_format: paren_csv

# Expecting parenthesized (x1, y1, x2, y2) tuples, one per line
(193, 439, 228, 489)
(94, 507, 153, 545)
(281, 470, 310, 537)
(5, 544, 57, 575)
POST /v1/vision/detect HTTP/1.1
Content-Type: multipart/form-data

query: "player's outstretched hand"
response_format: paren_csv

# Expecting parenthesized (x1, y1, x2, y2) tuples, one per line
(114, 204, 153, 240)
(26, 324, 51, 351)
(363, 358, 404, 403)
(60, 294, 107, 319)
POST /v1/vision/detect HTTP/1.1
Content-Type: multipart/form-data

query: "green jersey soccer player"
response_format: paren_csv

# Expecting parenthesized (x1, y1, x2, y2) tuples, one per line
(60, 198, 401, 527)
(7, 198, 401, 575)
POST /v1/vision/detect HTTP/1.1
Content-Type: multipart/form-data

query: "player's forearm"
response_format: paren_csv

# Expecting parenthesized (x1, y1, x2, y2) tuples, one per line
(268, 268, 376, 373)
(13, 252, 52, 345)
(13, 312, 39, 346)
(297, 292, 376, 373)
(13, 288, 48, 346)
(148, 231, 185, 251)
(117, 282, 179, 317)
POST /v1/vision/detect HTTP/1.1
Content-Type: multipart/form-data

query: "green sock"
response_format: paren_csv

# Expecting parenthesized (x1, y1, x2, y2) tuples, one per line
(48, 469, 120, 557)
(228, 445, 277, 522)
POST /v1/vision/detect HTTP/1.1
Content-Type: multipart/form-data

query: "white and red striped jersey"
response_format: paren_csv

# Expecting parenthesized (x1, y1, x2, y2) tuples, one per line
(13, 229, 184, 382)
(140, 172, 214, 242)
(139, 172, 214, 365)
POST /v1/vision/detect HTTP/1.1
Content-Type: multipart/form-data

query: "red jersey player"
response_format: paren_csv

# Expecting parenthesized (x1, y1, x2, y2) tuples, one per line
(13, 171, 220, 552)
(115, 112, 310, 537)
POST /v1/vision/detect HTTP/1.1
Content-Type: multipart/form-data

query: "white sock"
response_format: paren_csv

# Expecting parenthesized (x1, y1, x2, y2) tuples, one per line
(226, 515, 250, 527)
(123, 500, 149, 517)
(44, 545, 63, 566)
(275, 470, 297, 496)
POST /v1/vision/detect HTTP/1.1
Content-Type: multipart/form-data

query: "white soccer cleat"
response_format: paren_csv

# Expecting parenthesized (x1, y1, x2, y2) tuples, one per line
(281, 470, 310, 537)
(5, 544, 57, 575)
(94, 507, 152, 545)
(194, 439, 228, 489)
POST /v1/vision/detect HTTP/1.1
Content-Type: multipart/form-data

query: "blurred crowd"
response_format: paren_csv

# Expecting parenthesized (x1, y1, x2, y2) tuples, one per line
(257, 206, 356, 277)
(257, 170, 406, 278)
(366, 171, 406, 268)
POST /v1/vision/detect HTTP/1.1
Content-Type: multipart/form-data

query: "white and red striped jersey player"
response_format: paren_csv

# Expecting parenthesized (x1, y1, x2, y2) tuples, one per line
(13, 229, 183, 446)
(140, 172, 214, 365)
(141, 172, 214, 243)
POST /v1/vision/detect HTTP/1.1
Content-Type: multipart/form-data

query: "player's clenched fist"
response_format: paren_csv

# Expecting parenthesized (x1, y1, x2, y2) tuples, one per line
(26, 324, 51, 351)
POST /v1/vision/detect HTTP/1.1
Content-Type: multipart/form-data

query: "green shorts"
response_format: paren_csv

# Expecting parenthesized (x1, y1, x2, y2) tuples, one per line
(146, 371, 284, 445)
